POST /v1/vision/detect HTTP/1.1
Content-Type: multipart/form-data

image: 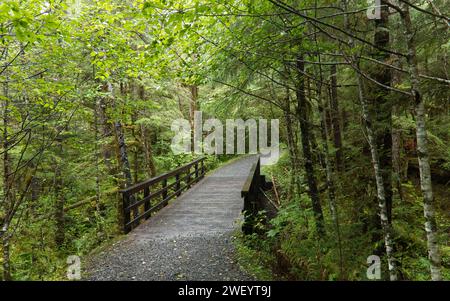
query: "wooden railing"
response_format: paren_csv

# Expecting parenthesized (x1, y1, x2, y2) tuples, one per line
(241, 156, 275, 234)
(120, 157, 206, 233)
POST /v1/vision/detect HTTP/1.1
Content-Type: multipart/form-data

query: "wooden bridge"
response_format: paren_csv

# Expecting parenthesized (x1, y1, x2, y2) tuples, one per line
(86, 155, 276, 281)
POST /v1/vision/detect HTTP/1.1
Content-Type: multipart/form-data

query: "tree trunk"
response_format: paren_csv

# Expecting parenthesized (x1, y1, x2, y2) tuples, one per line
(320, 89, 344, 278)
(99, 83, 114, 171)
(93, 103, 102, 216)
(189, 85, 198, 146)
(54, 130, 65, 248)
(371, 1, 393, 224)
(137, 85, 156, 178)
(392, 128, 404, 201)
(329, 64, 344, 172)
(295, 55, 325, 236)
(400, 4, 442, 280)
(141, 125, 156, 177)
(2, 237, 11, 281)
(284, 95, 300, 198)
(114, 120, 135, 204)
(341, 0, 398, 279)
(131, 114, 139, 183)
(356, 68, 398, 281)
(1, 80, 12, 281)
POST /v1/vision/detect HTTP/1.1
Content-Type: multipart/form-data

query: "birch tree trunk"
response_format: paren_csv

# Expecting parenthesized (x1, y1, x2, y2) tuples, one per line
(1, 77, 13, 281)
(400, 4, 442, 281)
(356, 70, 398, 281)
(372, 1, 393, 223)
(342, 0, 397, 279)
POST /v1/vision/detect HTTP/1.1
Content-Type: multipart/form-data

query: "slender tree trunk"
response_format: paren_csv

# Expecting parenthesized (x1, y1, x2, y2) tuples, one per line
(99, 83, 113, 171)
(400, 4, 442, 280)
(370, 1, 393, 224)
(282, 66, 300, 197)
(329, 64, 344, 172)
(137, 85, 156, 178)
(93, 103, 102, 216)
(284, 102, 302, 198)
(356, 68, 398, 281)
(320, 91, 344, 279)
(341, 0, 397, 279)
(131, 114, 139, 183)
(54, 130, 65, 248)
(295, 55, 325, 236)
(392, 128, 404, 201)
(1, 79, 12, 281)
(114, 121, 134, 187)
(114, 118, 138, 224)
(189, 85, 198, 147)
(141, 125, 156, 177)
(2, 238, 11, 281)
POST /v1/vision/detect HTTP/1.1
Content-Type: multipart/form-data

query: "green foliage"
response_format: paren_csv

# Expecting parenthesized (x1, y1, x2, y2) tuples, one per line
(1, 0, 448, 281)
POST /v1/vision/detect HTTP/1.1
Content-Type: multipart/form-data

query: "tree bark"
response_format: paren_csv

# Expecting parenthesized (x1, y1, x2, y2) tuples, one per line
(1, 79, 12, 281)
(371, 1, 393, 224)
(54, 130, 65, 248)
(329, 64, 344, 172)
(356, 68, 398, 281)
(137, 85, 156, 178)
(93, 104, 102, 217)
(189, 85, 198, 147)
(99, 83, 114, 171)
(114, 121, 134, 194)
(392, 128, 404, 201)
(320, 88, 344, 278)
(2, 238, 11, 281)
(295, 55, 325, 236)
(141, 125, 156, 177)
(400, 4, 442, 280)
(284, 93, 301, 198)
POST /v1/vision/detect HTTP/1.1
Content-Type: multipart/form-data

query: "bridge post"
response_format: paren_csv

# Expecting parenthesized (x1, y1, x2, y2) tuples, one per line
(187, 167, 191, 189)
(241, 157, 276, 235)
(162, 179, 168, 205)
(122, 193, 131, 233)
(175, 174, 181, 196)
(195, 162, 199, 181)
(144, 187, 150, 219)
(200, 159, 205, 178)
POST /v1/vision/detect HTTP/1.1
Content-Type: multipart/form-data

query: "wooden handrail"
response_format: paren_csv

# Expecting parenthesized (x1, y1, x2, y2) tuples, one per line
(120, 157, 206, 233)
(240, 156, 276, 234)
(120, 157, 205, 196)
(241, 159, 259, 198)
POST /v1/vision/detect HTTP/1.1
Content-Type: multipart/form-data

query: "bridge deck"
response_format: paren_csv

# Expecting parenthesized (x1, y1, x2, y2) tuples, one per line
(85, 156, 257, 280)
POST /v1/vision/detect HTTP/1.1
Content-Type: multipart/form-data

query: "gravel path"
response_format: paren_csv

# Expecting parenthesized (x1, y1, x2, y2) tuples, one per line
(85, 156, 257, 281)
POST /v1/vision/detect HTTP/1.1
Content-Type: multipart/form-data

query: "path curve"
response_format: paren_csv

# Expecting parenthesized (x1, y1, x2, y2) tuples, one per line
(85, 156, 257, 281)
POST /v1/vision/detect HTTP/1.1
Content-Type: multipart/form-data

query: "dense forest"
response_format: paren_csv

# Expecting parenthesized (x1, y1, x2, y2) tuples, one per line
(0, 0, 449, 281)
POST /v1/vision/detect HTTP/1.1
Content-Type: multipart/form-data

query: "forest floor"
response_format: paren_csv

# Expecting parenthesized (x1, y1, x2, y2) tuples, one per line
(83, 156, 257, 280)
